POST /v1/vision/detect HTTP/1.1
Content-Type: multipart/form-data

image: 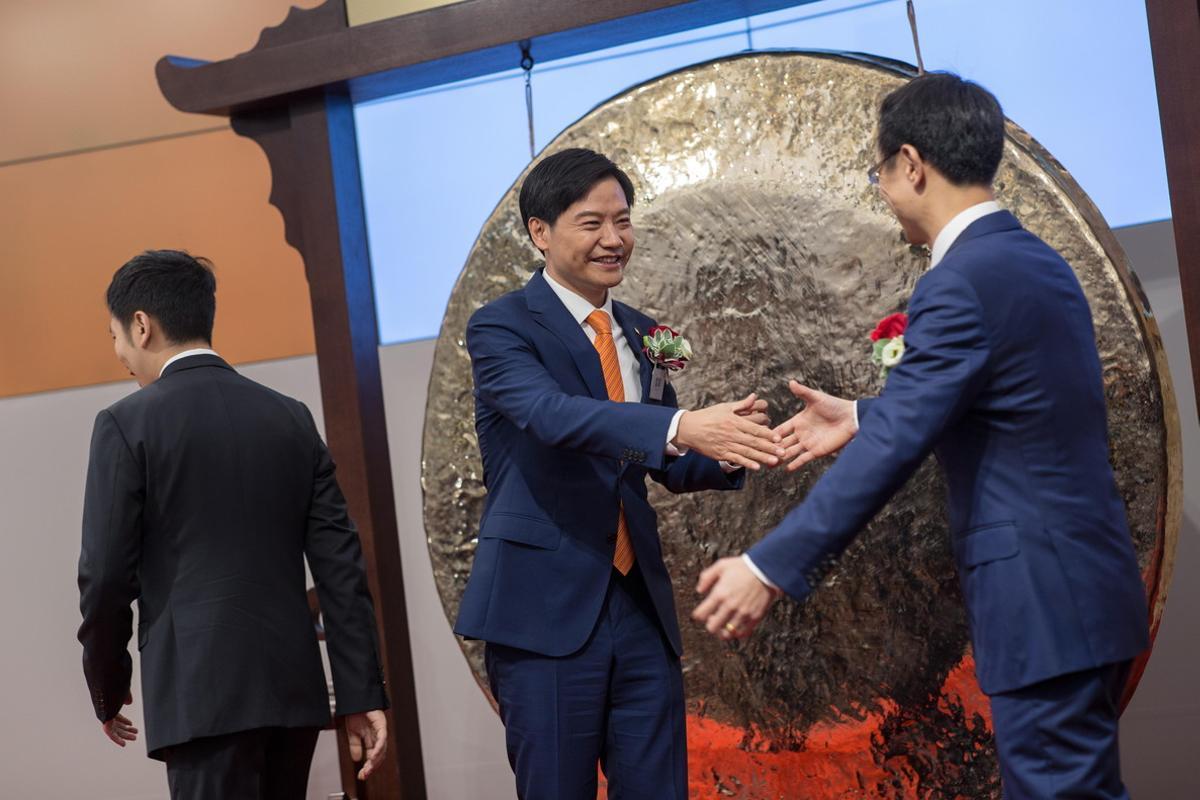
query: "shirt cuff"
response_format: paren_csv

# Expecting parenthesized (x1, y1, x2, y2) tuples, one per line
(718, 461, 741, 473)
(742, 553, 780, 594)
(665, 409, 688, 455)
(852, 400, 860, 431)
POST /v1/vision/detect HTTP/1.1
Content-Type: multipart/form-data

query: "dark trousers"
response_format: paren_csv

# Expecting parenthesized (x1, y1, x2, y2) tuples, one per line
(990, 661, 1132, 799)
(164, 726, 321, 800)
(485, 566, 687, 800)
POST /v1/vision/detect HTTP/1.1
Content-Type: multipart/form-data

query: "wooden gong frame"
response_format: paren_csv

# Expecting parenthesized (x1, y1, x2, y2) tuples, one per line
(154, 1, 1200, 796)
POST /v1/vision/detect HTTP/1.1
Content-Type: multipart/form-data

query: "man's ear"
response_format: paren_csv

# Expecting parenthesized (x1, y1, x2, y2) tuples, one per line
(528, 217, 551, 253)
(130, 311, 153, 349)
(899, 144, 926, 192)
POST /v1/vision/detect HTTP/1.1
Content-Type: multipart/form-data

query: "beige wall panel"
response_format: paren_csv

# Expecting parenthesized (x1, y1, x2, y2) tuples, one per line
(346, 0, 460, 27)
(0, 0, 324, 164)
(0, 128, 315, 397)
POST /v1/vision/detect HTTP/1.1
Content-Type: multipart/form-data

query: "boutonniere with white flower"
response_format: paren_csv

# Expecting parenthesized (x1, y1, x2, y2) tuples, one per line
(640, 325, 692, 401)
(869, 312, 907, 379)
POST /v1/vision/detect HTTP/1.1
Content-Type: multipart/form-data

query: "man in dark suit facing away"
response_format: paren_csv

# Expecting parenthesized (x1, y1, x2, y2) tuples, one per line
(78, 250, 389, 799)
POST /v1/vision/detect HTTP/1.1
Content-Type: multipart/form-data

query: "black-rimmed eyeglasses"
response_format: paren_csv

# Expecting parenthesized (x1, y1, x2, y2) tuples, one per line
(867, 150, 899, 185)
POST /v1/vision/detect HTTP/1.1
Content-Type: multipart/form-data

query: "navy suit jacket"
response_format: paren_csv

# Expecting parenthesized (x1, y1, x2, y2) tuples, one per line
(454, 269, 744, 657)
(748, 212, 1149, 695)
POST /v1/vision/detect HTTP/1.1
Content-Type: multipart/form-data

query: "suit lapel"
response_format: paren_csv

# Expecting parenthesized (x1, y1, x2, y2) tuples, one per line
(613, 302, 654, 403)
(524, 270, 609, 400)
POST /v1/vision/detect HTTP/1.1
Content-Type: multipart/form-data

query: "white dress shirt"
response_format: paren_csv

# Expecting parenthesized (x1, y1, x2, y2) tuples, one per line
(159, 348, 220, 377)
(748, 202, 1007, 593)
(929, 200, 1002, 269)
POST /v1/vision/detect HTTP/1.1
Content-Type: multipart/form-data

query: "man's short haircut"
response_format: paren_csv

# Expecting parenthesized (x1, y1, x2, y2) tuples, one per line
(877, 72, 1006, 187)
(106, 250, 217, 345)
(518, 148, 636, 245)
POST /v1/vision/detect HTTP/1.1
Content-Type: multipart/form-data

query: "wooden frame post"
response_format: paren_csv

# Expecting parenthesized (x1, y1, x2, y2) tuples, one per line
(232, 88, 428, 798)
(1146, 0, 1200, 420)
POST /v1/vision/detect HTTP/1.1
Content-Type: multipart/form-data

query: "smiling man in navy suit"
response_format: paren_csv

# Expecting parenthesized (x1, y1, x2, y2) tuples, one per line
(693, 75, 1149, 798)
(455, 148, 784, 799)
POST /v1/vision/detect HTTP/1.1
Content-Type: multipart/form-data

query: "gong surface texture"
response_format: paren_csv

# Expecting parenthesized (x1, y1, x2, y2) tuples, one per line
(421, 52, 1180, 799)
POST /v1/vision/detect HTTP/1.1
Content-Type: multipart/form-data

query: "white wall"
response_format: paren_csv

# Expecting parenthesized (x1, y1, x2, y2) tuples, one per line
(1113, 220, 1200, 795)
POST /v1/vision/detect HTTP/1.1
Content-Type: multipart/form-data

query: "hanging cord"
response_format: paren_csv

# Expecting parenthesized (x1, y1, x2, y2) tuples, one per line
(520, 40, 536, 160)
(906, 1, 926, 74)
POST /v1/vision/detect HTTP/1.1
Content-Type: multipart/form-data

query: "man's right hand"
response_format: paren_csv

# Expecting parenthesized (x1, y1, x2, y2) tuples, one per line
(101, 692, 138, 748)
(675, 393, 784, 470)
(774, 380, 857, 471)
(345, 709, 388, 782)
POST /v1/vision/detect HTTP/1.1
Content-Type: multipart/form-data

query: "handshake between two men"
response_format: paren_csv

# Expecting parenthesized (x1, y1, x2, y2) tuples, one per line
(458, 80, 1148, 799)
(677, 380, 858, 644)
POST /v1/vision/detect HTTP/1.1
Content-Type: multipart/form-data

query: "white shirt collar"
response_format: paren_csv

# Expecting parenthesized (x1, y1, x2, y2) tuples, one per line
(541, 268, 615, 328)
(929, 200, 1003, 268)
(160, 348, 220, 377)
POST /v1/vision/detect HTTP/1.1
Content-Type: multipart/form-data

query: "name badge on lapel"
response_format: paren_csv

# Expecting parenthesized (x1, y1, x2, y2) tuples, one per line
(649, 365, 669, 402)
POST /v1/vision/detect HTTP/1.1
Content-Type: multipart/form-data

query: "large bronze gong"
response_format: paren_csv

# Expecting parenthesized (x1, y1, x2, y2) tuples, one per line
(421, 52, 1181, 798)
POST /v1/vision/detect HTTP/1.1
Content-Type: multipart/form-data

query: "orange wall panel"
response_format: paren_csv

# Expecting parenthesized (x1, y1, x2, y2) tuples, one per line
(0, 0, 324, 164)
(0, 129, 315, 397)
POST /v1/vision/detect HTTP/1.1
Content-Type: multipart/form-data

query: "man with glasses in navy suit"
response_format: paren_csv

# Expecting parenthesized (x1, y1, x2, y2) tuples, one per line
(694, 74, 1148, 799)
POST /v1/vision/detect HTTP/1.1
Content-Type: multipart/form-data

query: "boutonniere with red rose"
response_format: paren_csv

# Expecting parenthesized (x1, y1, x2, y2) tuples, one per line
(640, 325, 693, 401)
(870, 312, 907, 379)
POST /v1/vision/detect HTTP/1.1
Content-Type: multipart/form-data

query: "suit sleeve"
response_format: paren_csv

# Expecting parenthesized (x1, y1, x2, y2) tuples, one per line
(468, 306, 678, 470)
(649, 380, 745, 493)
(747, 268, 991, 600)
(77, 410, 142, 723)
(301, 406, 389, 716)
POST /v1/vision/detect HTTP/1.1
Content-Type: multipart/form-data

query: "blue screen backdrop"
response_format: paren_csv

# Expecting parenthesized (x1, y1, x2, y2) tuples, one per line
(355, 0, 1168, 345)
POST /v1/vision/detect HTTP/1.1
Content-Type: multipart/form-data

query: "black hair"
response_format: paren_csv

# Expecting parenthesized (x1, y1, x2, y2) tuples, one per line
(518, 148, 636, 246)
(877, 72, 1005, 187)
(106, 250, 216, 345)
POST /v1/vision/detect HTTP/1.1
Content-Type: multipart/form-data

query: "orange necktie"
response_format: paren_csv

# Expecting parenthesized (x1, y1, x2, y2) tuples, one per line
(586, 310, 635, 575)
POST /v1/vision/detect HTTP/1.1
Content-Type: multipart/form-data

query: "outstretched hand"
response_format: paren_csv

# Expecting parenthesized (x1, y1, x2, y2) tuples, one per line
(345, 709, 389, 782)
(692, 557, 778, 640)
(774, 381, 857, 471)
(102, 692, 138, 747)
(675, 393, 783, 471)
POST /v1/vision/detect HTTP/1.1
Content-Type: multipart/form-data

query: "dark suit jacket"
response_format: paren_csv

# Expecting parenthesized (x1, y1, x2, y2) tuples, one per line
(77, 354, 387, 758)
(454, 269, 744, 657)
(749, 212, 1149, 694)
